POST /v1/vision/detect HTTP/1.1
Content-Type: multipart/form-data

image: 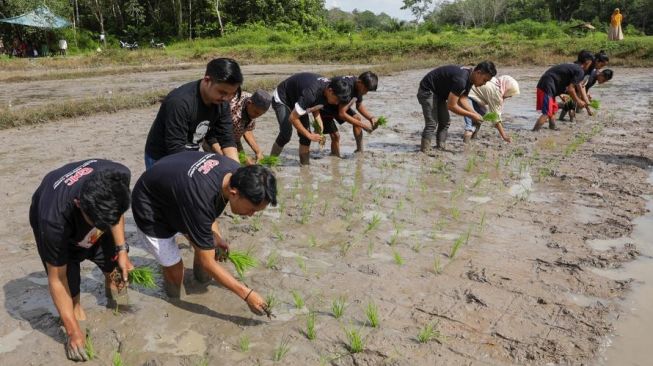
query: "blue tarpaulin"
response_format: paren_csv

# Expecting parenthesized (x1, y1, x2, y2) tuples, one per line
(0, 6, 70, 29)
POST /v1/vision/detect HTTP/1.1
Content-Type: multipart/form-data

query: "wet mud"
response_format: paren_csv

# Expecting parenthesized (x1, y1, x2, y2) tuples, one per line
(0, 67, 651, 365)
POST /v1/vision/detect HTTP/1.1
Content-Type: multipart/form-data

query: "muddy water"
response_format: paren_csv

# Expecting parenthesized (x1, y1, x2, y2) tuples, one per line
(0, 66, 651, 365)
(594, 170, 653, 366)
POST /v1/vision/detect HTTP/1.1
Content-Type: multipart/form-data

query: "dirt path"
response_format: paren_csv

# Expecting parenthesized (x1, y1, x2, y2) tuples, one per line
(0, 67, 651, 365)
(0, 63, 370, 109)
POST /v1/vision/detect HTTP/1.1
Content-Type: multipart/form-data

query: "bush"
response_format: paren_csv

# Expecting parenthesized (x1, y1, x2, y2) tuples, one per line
(497, 20, 566, 39)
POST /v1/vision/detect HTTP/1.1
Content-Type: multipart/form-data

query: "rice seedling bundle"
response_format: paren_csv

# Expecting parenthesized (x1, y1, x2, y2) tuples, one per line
(227, 250, 259, 278)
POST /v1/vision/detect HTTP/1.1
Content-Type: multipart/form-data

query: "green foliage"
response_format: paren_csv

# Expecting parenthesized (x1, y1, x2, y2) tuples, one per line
(259, 155, 281, 167)
(589, 99, 601, 110)
(238, 150, 248, 166)
(238, 335, 250, 352)
(228, 250, 259, 279)
(392, 250, 404, 265)
(129, 267, 157, 288)
(84, 331, 96, 360)
(265, 293, 279, 312)
(365, 301, 380, 328)
(266, 250, 280, 270)
(345, 328, 365, 353)
(364, 214, 382, 234)
(482, 112, 499, 123)
(332, 296, 346, 319)
(272, 337, 291, 362)
(417, 322, 442, 343)
(291, 290, 305, 309)
(306, 312, 317, 340)
(112, 352, 124, 366)
(376, 116, 388, 127)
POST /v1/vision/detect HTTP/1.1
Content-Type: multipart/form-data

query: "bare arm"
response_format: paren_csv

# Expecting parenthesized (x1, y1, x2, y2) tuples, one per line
(290, 110, 322, 142)
(242, 131, 264, 161)
(338, 105, 372, 132)
(567, 84, 586, 108)
(448, 93, 483, 121)
(356, 102, 375, 123)
(109, 215, 132, 286)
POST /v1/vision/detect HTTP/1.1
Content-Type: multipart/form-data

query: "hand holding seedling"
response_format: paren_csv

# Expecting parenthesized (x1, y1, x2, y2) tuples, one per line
(115, 249, 133, 291)
(66, 331, 89, 362)
(244, 289, 267, 316)
(214, 237, 230, 262)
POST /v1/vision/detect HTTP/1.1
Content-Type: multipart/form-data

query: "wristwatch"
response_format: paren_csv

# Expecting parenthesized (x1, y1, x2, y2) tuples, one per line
(116, 243, 130, 253)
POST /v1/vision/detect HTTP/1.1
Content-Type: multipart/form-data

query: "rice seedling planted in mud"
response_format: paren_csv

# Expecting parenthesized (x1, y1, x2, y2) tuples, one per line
(272, 337, 291, 362)
(365, 301, 380, 328)
(450, 207, 461, 221)
(345, 328, 365, 353)
(266, 250, 280, 270)
(417, 322, 442, 343)
(364, 213, 382, 234)
(306, 311, 317, 340)
(332, 297, 346, 319)
(392, 249, 404, 265)
(112, 352, 124, 366)
(129, 267, 157, 288)
(464, 155, 477, 173)
(291, 290, 305, 309)
(84, 331, 96, 360)
(265, 293, 280, 313)
(228, 250, 259, 279)
(238, 335, 250, 352)
(432, 256, 442, 274)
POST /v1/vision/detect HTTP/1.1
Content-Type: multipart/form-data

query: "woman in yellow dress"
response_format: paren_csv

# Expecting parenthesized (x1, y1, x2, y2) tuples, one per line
(608, 8, 624, 41)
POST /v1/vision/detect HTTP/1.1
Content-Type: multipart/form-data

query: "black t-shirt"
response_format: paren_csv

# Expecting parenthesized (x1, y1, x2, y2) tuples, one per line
(419, 65, 473, 100)
(276, 72, 330, 115)
(29, 159, 131, 266)
(144, 80, 236, 160)
(585, 69, 598, 91)
(536, 63, 585, 96)
(131, 151, 240, 249)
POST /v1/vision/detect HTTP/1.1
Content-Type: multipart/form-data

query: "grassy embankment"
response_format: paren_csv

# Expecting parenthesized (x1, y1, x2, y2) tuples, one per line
(1, 26, 651, 129)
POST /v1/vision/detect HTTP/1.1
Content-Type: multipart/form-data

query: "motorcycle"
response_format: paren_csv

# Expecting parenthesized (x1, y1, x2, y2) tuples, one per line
(150, 39, 165, 49)
(119, 40, 138, 50)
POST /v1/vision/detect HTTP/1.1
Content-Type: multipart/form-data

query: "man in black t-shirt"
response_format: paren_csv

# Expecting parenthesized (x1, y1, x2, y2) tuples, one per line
(321, 71, 379, 156)
(144, 58, 243, 169)
(417, 61, 497, 152)
(269, 72, 352, 165)
(29, 159, 132, 362)
(534, 60, 592, 131)
(131, 152, 277, 315)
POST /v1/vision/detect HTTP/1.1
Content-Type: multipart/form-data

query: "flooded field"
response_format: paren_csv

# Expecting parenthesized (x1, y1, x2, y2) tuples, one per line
(0, 66, 651, 365)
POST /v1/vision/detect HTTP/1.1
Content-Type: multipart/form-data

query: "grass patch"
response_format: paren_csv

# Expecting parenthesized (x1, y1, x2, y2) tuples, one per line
(364, 214, 382, 234)
(238, 335, 250, 352)
(417, 322, 443, 343)
(345, 328, 365, 353)
(392, 250, 404, 266)
(306, 311, 317, 340)
(272, 337, 291, 362)
(365, 301, 380, 328)
(332, 296, 346, 319)
(291, 290, 305, 309)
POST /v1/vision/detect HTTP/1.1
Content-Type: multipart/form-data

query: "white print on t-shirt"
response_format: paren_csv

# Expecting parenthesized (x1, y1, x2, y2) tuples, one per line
(53, 160, 98, 189)
(187, 153, 219, 178)
(190, 121, 210, 145)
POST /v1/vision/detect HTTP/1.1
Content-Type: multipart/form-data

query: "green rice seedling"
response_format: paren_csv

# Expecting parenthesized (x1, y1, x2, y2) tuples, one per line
(392, 249, 404, 265)
(364, 214, 382, 234)
(365, 301, 380, 328)
(432, 256, 442, 274)
(389, 229, 400, 246)
(238, 335, 250, 352)
(295, 256, 307, 274)
(482, 111, 500, 123)
(472, 173, 488, 189)
(266, 250, 279, 270)
(449, 235, 465, 259)
(272, 224, 285, 241)
(227, 250, 259, 279)
(196, 359, 209, 366)
(321, 201, 329, 216)
(411, 243, 422, 253)
(259, 155, 280, 167)
(238, 150, 248, 166)
(265, 293, 279, 313)
(308, 235, 317, 247)
(291, 290, 305, 309)
(306, 311, 317, 340)
(589, 99, 600, 110)
(478, 211, 487, 232)
(417, 322, 442, 343)
(272, 337, 291, 362)
(452, 183, 465, 200)
(450, 207, 461, 221)
(250, 214, 262, 232)
(128, 267, 157, 288)
(332, 297, 346, 319)
(345, 328, 364, 353)
(350, 184, 359, 201)
(112, 352, 124, 366)
(464, 155, 477, 173)
(84, 331, 96, 360)
(376, 116, 388, 127)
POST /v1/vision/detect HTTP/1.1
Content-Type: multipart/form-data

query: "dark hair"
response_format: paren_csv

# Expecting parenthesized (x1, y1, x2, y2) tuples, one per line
(577, 50, 595, 64)
(358, 71, 378, 91)
(230, 165, 277, 206)
(474, 61, 497, 77)
(205, 58, 244, 98)
(79, 170, 131, 231)
(601, 69, 614, 81)
(595, 50, 609, 63)
(329, 77, 353, 104)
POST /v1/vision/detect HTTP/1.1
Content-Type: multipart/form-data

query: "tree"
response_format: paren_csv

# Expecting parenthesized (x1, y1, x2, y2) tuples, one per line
(401, 0, 434, 23)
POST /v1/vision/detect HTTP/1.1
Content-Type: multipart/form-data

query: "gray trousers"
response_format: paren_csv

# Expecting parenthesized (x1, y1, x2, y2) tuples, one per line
(417, 87, 450, 142)
(273, 100, 311, 147)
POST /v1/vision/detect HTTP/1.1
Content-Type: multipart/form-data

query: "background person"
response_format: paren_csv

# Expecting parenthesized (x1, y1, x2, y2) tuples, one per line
(609, 8, 624, 41)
